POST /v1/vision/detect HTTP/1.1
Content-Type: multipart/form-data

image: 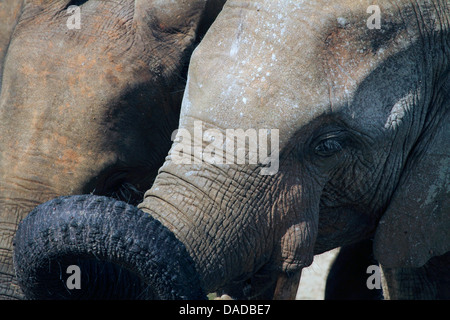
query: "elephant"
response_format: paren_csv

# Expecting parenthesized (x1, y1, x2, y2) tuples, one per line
(0, 1, 23, 92)
(13, 0, 449, 300)
(325, 240, 383, 300)
(0, 0, 225, 299)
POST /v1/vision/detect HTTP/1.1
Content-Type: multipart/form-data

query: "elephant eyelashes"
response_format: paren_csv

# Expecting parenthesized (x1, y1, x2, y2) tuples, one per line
(314, 139, 343, 157)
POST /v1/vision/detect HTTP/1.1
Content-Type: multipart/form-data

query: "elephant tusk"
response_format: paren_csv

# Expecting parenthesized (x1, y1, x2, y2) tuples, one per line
(273, 271, 302, 300)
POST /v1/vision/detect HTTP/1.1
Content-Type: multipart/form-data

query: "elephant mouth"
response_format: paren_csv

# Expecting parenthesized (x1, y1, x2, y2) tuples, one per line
(13, 195, 206, 300)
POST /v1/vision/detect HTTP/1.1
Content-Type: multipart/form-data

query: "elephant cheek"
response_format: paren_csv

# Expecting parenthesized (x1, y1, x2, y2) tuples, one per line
(271, 220, 317, 300)
(275, 171, 320, 274)
(279, 221, 317, 273)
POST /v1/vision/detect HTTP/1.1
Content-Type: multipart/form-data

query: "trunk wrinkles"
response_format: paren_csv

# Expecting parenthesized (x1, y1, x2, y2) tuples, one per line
(138, 161, 276, 295)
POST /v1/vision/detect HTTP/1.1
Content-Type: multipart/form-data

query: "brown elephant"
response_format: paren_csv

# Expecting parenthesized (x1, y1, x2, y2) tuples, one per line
(0, 0, 225, 299)
(14, 0, 449, 299)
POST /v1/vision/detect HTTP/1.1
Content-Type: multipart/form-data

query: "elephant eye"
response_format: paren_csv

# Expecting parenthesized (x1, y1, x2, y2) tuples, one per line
(314, 139, 343, 157)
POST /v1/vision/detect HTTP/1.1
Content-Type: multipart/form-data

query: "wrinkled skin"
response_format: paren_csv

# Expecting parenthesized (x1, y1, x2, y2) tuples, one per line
(0, 0, 225, 299)
(13, 0, 449, 299)
(0, 1, 23, 91)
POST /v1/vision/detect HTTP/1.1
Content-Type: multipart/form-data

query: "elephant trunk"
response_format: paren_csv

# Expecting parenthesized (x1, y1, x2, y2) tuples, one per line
(136, 161, 286, 298)
(14, 157, 315, 299)
(13, 195, 205, 300)
(13, 163, 279, 299)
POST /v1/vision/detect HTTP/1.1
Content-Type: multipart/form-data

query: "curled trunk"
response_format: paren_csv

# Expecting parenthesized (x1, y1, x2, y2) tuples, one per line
(13, 195, 205, 300)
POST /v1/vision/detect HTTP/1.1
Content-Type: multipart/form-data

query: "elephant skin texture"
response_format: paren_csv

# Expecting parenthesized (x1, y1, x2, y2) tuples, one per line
(0, 0, 225, 299)
(13, 0, 450, 299)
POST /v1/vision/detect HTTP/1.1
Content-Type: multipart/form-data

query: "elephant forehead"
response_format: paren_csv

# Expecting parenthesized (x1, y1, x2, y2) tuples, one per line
(180, 0, 422, 146)
(181, 0, 333, 144)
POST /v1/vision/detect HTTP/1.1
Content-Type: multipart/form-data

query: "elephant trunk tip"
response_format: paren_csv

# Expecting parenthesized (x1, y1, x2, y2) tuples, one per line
(14, 255, 158, 300)
(13, 194, 206, 300)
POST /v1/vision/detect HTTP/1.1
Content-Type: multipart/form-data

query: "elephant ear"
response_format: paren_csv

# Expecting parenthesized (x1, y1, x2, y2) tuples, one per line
(374, 115, 450, 268)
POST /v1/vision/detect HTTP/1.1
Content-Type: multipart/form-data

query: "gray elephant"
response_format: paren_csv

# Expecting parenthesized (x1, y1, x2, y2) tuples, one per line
(0, 0, 225, 299)
(325, 240, 383, 299)
(14, 0, 449, 299)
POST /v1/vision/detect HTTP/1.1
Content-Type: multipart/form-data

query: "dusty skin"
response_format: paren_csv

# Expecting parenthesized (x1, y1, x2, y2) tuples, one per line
(12, 0, 449, 300)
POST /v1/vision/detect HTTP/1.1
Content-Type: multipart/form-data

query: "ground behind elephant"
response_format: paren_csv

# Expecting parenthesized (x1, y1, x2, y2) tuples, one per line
(296, 248, 340, 300)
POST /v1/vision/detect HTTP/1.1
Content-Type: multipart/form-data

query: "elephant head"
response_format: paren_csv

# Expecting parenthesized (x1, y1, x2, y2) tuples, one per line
(14, 0, 449, 299)
(0, 0, 225, 299)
